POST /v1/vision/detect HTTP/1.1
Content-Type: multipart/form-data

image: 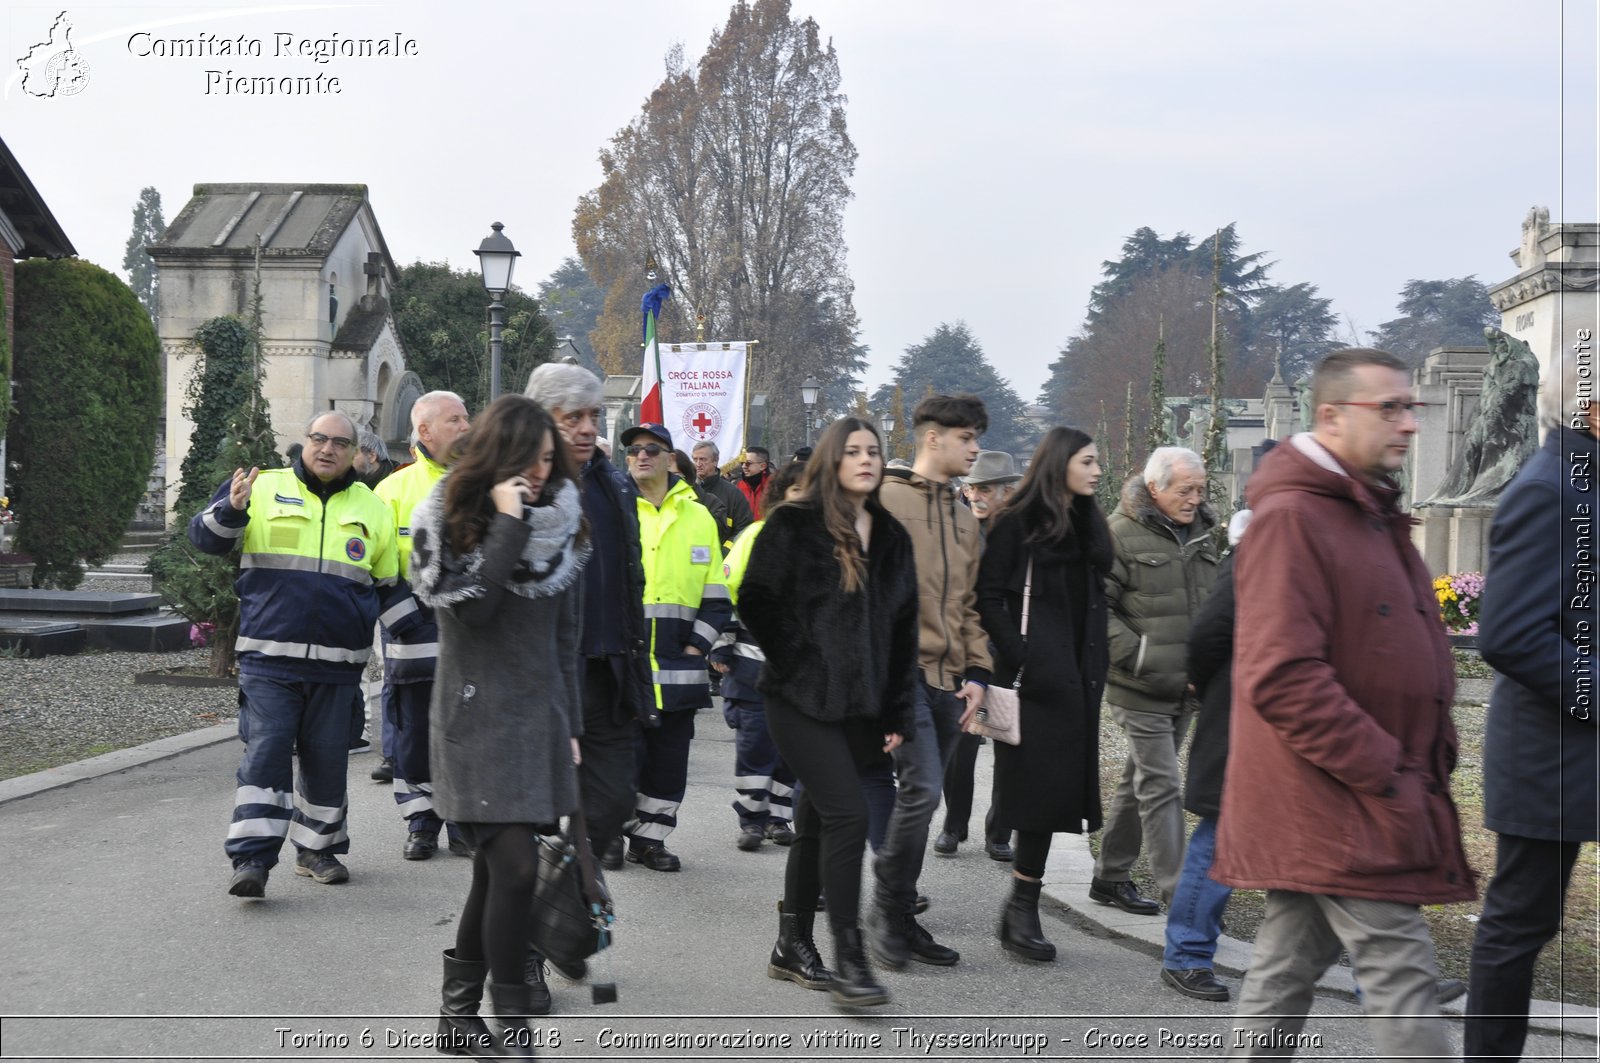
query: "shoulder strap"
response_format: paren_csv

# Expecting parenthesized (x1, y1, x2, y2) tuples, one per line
(1019, 555, 1034, 639)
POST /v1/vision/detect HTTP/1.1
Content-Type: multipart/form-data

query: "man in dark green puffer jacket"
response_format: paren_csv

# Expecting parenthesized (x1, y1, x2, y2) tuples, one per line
(1089, 447, 1219, 915)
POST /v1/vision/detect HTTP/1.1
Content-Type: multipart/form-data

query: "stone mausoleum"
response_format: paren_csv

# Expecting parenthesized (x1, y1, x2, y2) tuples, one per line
(148, 183, 424, 518)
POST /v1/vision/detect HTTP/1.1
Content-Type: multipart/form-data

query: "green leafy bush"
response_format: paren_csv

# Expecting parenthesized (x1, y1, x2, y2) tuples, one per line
(10, 258, 161, 587)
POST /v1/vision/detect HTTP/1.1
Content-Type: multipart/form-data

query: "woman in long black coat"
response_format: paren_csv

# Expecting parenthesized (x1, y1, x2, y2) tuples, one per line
(975, 426, 1112, 962)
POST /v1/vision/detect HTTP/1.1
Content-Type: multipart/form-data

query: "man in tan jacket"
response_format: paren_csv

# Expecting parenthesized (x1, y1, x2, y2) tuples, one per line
(870, 394, 993, 969)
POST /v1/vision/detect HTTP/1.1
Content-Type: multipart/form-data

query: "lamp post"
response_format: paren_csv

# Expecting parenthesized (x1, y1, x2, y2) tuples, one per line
(474, 222, 520, 401)
(880, 410, 897, 460)
(800, 376, 821, 447)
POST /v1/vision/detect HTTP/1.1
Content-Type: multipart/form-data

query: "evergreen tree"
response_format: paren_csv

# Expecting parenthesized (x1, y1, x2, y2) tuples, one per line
(148, 242, 283, 675)
(1368, 277, 1498, 365)
(1146, 322, 1170, 455)
(536, 257, 606, 377)
(121, 186, 165, 323)
(871, 322, 1035, 455)
(11, 259, 162, 587)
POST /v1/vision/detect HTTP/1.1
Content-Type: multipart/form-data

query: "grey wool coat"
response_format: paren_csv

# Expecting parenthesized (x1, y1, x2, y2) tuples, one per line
(421, 510, 586, 826)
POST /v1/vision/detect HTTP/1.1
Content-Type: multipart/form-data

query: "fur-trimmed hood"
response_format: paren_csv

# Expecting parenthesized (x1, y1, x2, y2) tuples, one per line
(1118, 474, 1218, 536)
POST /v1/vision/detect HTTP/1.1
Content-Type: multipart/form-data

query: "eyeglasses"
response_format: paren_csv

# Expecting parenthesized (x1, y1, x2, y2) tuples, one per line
(625, 443, 666, 458)
(1333, 400, 1429, 422)
(307, 432, 354, 451)
(740, 459, 765, 467)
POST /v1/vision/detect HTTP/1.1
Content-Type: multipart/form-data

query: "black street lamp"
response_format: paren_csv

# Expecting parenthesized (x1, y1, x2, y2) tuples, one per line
(880, 410, 897, 459)
(800, 377, 821, 446)
(474, 222, 520, 401)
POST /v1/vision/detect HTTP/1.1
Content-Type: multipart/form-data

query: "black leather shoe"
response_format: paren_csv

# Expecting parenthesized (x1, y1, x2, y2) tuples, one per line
(522, 950, 554, 1015)
(228, 861, 268, 898)
(736, 825, 764, 852)
(933, 831, 959, 856)
(447, 835, 475, 859)
(370, 756, 393, 783)
(906, 919, 960, 966)
(404, 830, 439, 860)
(626, 843, 681, 872)
(1089, 877, 1159, 914)
(985, 838, 1014, 862)
(599, 837, 625, 871)
(1161, 966, 1229, 1001)
(764, 820, 796, 846)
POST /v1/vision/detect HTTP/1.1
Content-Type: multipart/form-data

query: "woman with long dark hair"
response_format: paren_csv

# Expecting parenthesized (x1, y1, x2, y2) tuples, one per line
(408, 395, 590, 1057)
(973, 426, 1113, 962)
(738, 417, 918, 1007)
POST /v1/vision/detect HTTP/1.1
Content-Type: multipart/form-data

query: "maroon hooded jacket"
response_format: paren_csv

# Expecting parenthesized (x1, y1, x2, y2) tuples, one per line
(1212, 434, 1475, 904)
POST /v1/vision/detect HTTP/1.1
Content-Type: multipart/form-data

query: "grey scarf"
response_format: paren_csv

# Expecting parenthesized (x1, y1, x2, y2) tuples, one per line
(409, 478, 590, 607)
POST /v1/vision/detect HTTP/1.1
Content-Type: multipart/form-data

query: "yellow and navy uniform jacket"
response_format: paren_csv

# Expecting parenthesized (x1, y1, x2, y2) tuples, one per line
(708, 520, 766, 703)
(189, 463, 417, 685)
(373, 449, 446, 683)
(637, 475, 732, 712)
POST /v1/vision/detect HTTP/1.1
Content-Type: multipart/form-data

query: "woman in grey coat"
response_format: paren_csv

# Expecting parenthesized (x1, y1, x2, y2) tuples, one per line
(409, 395, 590, 1058)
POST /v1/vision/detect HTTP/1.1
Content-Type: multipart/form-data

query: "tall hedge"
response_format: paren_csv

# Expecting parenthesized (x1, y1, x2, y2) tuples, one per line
(11, 258, 162, 587)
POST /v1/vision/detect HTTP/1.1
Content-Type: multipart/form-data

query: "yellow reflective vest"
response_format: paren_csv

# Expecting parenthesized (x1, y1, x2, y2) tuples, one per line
(636, 476, 732, 712)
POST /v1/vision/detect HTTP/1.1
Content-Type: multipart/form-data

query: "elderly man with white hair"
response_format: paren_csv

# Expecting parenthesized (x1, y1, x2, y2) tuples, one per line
(1090, 446, 1219, 916)
(372, 391, 472, 862)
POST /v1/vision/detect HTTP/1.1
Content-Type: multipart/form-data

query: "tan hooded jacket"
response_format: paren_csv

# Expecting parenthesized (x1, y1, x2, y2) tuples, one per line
(879, 467, 993, 691)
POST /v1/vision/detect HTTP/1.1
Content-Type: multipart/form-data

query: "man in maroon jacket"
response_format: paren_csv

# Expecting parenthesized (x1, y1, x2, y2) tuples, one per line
(1213, 348, 1474, 1059)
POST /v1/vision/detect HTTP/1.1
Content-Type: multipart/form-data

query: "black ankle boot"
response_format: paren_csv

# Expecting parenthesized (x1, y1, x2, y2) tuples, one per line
(436, 949, 496, 1057)
(522, 948, 554, 1015)
(486, 982, 539, 1058)
(829, 926, 890, 1007)
(768, 901, 833, 990)
(999, 877, 1056, 962)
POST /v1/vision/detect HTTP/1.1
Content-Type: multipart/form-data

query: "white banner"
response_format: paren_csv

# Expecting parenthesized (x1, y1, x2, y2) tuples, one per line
(659, 342, 750, 459)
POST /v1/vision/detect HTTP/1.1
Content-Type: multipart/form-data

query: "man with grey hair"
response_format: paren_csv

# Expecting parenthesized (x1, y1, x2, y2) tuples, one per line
(525, 363, 652, 875)
(353, 429, 390, 487)
(1091, 445, 1218, 916)
(691, 440, 753, 546)
(191, 410, 411, 898)
(374, 391, 471, 862)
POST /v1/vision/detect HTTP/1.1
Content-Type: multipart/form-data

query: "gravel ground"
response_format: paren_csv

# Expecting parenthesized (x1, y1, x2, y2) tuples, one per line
(0, 646, 237, 781)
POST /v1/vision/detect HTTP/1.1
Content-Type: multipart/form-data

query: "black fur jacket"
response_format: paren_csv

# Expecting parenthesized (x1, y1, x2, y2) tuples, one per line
(738, 498, 919, 738)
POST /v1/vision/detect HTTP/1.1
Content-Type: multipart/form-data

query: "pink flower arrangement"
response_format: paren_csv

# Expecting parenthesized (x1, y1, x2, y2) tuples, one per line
(1433, 571, 1485, 635)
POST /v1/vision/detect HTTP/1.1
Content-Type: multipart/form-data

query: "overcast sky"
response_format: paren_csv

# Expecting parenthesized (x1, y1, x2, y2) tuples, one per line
(4, 0, 1595, 400)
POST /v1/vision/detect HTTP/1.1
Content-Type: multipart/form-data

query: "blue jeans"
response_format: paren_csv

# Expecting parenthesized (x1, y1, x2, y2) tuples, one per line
(873, 681, 962, 911)
(1162, 817, 1232, 969)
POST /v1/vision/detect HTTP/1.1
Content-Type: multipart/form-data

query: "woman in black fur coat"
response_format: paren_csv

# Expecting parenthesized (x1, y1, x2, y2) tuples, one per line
(738, 416, 918, 1008)
(974, 426, 1113, 962)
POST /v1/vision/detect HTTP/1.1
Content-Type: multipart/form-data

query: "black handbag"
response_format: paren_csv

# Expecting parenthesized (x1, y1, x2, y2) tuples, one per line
(530, 810, 614, 967)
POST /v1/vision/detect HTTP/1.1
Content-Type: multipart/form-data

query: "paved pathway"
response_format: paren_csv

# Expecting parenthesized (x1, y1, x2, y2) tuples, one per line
(1, 718, 1592, 1061)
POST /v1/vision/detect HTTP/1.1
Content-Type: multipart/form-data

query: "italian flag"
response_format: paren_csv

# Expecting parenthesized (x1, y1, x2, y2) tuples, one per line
(639, 283, 672, 424)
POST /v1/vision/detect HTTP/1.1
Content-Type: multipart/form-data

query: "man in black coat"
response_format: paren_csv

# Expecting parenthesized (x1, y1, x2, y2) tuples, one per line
(525, 365, 654, 872)
(1466, 344, 1600, 1061)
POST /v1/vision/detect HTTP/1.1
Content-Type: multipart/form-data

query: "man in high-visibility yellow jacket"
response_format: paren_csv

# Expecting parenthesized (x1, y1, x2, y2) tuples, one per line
(191, 411, 414, 899)
(373, 390, 471, 861)
(618, 422, 731, 872)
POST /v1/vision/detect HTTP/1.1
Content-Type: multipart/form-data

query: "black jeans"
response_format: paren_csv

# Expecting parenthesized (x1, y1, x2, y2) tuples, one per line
(1464, 832, 1582, 1062)
(942, 731, 1006, 845)
(765, 702, 891, 935)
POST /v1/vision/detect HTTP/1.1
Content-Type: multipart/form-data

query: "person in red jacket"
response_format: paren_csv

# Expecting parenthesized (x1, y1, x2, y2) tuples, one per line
(1213, 348, 1474, 1059)
(736, 446, 772, 519)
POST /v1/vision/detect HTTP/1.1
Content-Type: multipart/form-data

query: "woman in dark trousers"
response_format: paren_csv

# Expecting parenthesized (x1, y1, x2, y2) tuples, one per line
(738, 416, 918, 1007)
(410, 395, 590, 1057)
(974, 426, 1112, 961)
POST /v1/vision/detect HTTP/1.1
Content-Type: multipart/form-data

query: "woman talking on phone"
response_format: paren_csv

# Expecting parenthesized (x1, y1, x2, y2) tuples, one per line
(737, 416, 919, 1008)
(408, 395, 589, 1057)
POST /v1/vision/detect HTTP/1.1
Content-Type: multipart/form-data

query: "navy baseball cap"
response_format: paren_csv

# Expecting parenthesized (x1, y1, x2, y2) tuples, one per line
(621, 422, 673, 449)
